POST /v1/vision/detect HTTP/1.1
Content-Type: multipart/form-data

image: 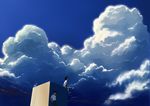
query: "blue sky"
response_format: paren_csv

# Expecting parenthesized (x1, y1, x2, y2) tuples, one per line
(0, 1, 150, 106)
(0, 0, 150, 57)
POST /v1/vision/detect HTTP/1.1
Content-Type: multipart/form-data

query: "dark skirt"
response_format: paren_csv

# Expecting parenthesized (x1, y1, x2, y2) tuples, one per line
(51, 101, 57, 106)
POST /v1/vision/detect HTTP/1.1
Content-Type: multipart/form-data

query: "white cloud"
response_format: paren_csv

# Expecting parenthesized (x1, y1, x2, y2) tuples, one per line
(48, 42, 60, 52)
(85, 63, 97, 73)
(0, 5, 149, 106)
(0, 25, 67, 83)
(69, 58, 85, 71)
(46, 5, 150, 76)
(115, 70, 149, 86)
(108, 80, 149, 101)
(93, 5, 143, 34)
(81, 63, 113, 77)
(0, 58, 3, 64)
(112, 60, 150, 86)
(2, 25, 50, 59)
(140, 59, 150, 70)
(93, 29, 122, 43)
(2, 37, 16, 57)
(106, 60, 150, 104)
(8, 55, 32, 67)
(75, 5, 150, 70)
(61, 45, 74, 56)
(0, 68, 15, 78)
(15, 25, 48, 46)
(111, 36, 136, 56)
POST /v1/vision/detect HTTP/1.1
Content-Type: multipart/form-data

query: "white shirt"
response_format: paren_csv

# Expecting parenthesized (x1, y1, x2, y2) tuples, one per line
(63, 80, 68, 88)
(51, 94, 56, 102)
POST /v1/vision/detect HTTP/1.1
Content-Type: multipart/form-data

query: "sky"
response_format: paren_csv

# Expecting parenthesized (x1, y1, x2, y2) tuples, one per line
(0, 0, 150, 57)
(0, 0, 150, 106)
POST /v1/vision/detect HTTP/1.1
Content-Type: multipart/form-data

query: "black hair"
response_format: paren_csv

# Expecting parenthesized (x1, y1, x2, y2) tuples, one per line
(64, 76, 68, 80)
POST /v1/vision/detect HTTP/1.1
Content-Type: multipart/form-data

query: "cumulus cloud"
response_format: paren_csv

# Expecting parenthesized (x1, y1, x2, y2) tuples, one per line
(105, 60, 150, 104)
(0, 58, 3, 64)
(85, 63, 98, 73)
(112, 60, 150, 86)
(0, 25, 70, 85)
(48, 42, 60, 53)
(61, 45, 74, 56)
(8, 55, 32, 67)
(81, 63, 113, 77)
(0, 68, 15, 78)
(0, 4, 149, 106)
(74, 5, 150, 70)
(54, 5, 150, 77)
(107, 80, 149, 102)
(3, 25, 48, 57)
(15, 25, 48, 47)
(111, 36, 136, 56)
(69, 58, 85, 71)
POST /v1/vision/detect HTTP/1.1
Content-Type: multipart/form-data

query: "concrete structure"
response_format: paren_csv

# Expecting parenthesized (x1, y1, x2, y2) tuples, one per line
(30, 81, 68, 106)
(30, 81, 50, 106)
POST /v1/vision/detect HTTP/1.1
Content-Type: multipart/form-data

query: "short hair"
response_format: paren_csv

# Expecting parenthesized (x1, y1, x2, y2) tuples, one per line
(64, 76, 68, 80)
